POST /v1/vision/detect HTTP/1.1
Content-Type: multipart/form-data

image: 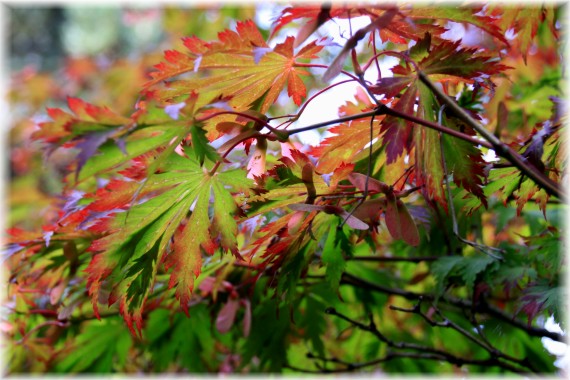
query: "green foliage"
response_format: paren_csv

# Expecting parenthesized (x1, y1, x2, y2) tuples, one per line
(5, 4, 565, 376)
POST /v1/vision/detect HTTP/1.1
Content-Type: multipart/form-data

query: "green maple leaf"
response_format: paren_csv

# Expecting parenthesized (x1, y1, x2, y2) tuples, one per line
(320, 218, 346, 291)
(415, 82, 446, 206)
(85, 153, 252, 334)
(190, 123, 220, 165)
(55, 317, 131, 373)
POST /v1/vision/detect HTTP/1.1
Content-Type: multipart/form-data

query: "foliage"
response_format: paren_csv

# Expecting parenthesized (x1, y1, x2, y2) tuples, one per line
(4, 4, 566, 375)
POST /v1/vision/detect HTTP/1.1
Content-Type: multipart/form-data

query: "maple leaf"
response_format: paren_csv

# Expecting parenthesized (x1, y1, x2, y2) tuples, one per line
(309, 88, 382, 173)
(440, 114, 488, 207)
(488, 5, 558, 63)
(72, 125, 185, 184)
(32, 97, 133, 180)
(431, 255, 499, 297)
(145, 20, 325, 114)
(460, 123, 562, 215)
(55, 317, 132, 372)
(190, 123, 220, 165)
(270, 5, 469, 47)
(372, 33, 508, 206)
(85, 152, 252, 334)
(247, 150, 329, 220)
(320, 218, 347, 291)
(384, 193, 420, 247)
(33, 97, 131, 144)
(404, 7, 508, 45)
(517, 283, 563, 326)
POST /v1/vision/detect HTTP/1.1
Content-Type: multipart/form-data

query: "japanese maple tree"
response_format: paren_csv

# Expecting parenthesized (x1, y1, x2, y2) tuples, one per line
(4, 4, 566, 375)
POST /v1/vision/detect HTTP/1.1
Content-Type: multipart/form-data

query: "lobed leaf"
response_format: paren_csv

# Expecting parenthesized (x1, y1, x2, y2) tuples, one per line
(146, 20, 325, 113)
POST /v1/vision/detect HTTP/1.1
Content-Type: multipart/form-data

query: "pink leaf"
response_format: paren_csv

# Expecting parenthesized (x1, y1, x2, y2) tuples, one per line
(242, 299, 252, 337)
(216, 298, 240, 334)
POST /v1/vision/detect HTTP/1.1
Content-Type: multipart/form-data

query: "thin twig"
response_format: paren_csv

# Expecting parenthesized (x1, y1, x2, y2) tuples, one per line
(389, 300, 536, 372)
(339, 271, 563, 342)
(283, 104, 495, 150)
(324, 307, 532, 373)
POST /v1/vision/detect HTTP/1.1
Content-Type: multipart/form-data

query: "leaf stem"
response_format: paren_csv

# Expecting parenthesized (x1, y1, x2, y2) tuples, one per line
(362, 50, 420, 74)
(294, 62, 361, 82)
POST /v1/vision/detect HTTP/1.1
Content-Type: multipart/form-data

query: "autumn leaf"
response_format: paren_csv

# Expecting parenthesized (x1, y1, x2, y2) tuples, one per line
(488, 5, 558, 62)
(271, 5, 496, 47)
(247, 150, 329, 219)
(145, 20, 326, 113)
(310, 88, 382, 173)
(33, 97, 131, 144)
(373, 33, 508, 206)
(85, 152, 252, 333)
(405, 7, 508, 45)
(384, 191, 420, 246)
(32, 97, 134, 180)
(7, 6, 564, 375)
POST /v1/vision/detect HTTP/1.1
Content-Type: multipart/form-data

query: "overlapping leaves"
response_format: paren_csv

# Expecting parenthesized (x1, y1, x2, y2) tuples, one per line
(371, 33, 508, 207)
(82, 151, 252, 335)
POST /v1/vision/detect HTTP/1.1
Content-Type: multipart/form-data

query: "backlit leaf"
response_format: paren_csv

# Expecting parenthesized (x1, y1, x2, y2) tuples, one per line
(146, 20, 325, 113)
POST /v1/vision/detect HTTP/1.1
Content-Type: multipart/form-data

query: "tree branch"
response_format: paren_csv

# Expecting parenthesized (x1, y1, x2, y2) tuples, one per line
(389, 300, 538, 372)
(418, 71, 561, 199)
(323, 307, 533, 374)
(283, 105, 494, 150)
(340, 272, 564, 342)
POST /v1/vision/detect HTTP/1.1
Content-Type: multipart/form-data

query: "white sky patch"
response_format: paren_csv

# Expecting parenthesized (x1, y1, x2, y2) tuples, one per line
(293, 80, 360, 146)
(322, 16, 372, 46)
(254, 3, 283, 31)
(289, 17, 401, 147)
(440, 21, 467, 42)
(482, 149, 499, 162)
(542, 316, 569, 371)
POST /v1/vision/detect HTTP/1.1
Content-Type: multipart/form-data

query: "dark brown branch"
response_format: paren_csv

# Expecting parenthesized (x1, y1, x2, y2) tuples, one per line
(340, 272, 564, 342)
(418, 71, 561, 199)
(299, 351, 450, 373)
(389, 300, 537, 372)
(323, 307, 532, 374)
(380, 103, 493, 149)
(283, 105, 493, 149)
